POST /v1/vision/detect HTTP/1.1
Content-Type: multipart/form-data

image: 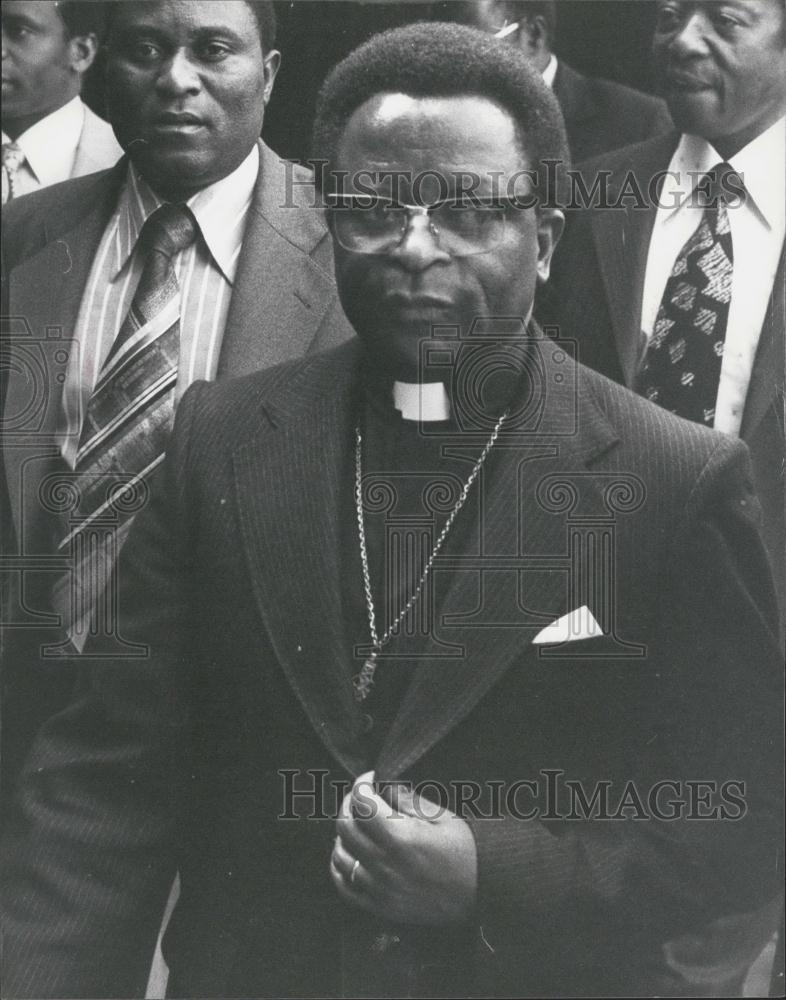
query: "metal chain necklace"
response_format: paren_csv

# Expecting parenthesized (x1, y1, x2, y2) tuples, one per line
(352, 411, 508, 701)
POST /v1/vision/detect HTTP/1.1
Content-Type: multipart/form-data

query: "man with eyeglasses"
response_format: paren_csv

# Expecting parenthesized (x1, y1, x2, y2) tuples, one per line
(3, 22, 781, 999)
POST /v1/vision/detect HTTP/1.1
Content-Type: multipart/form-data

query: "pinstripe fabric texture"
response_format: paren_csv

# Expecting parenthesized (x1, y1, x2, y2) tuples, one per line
(2, 339, 782, 998)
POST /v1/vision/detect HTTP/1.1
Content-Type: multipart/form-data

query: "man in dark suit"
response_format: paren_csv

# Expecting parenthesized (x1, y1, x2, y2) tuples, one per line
(3, 22, 782, 999)
(1, 0, 351, 782)
(441, 0, 673, 161)
(542, 0, 786, 618)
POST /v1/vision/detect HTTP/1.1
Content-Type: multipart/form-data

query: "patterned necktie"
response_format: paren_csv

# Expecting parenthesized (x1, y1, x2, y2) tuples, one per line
(636, 163, 737, 427)
(2, 142, 25, 204)
(52, 203, 198, 650)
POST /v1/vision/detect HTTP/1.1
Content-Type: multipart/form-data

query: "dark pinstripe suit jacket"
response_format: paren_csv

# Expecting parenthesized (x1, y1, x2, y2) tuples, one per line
(3, 337, 782, 998)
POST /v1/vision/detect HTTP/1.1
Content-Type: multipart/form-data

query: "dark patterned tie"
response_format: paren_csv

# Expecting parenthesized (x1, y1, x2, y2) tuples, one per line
(52, 203, 198, 650)
(1, 142, 25, 204)
(636, 163, 736, 426)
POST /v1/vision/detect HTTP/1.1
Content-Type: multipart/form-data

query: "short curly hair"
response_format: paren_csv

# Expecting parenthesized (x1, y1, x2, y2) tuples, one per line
(312, 21, 569, 201)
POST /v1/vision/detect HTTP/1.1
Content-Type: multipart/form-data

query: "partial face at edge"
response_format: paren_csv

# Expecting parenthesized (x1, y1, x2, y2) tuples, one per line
(653, 0, 786, 155)
(1, 0, 93, 133)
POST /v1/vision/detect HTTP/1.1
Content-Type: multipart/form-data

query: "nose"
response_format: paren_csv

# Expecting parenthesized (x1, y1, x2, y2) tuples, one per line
(389, 212, 451, 272)
(667, 12, 711, 58)
(155, 48, 201, 97)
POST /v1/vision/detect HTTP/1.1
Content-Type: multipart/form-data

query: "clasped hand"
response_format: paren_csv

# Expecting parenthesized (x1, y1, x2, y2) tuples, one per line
(329, 770, 478, 925)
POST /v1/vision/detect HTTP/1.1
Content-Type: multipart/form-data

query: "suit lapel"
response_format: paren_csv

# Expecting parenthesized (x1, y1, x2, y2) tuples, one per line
(3, 168, 123, 542)
(376, 343, 619, 779)
(741, 243, 785, 441)
(553, 62, 593, 130)
(217, 141, 338, 378)
(589, 133, 679, 387)
(233, 344, 367, 776)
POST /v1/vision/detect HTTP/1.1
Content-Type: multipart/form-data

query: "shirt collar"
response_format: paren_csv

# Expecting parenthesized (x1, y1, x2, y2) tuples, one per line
(2, 96, 84, 186)
(541, 54, 558, 90)
(113, 143, 260, 282)
(659, 116, 785, 230)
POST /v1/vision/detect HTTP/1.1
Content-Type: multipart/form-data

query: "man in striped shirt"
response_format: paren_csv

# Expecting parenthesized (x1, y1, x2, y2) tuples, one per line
(1, 0, 353, 783)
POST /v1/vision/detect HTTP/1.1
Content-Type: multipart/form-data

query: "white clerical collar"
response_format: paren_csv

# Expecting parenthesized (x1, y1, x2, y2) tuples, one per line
(542, 55, 558, 90)
(393, 381, 451, 421)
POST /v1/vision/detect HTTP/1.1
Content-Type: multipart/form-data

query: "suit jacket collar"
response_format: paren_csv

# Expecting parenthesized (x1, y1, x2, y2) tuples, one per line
(742, 240, 785, 440)
(232, 337, 620, 779)
(3, 163, 125, 547)
(216, 140, 339, 377)
(3, 142, 340, 541)
(588, 132, 680, 386)
(553, 61, 593, 126)
(588, 132, 784, 441)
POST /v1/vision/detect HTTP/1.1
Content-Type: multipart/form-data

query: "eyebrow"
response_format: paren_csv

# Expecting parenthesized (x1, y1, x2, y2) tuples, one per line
(116, 22, 248, 45)
(1, 12, 43, 29)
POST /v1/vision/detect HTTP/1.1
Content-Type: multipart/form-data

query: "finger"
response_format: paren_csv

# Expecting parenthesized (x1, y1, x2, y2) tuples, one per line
(329, 856, 383, 916)
(332, 835, 358, 881)
(351, 784, 409, 851)
(337, 797, 387, 873)
(349, 771, 385, 820)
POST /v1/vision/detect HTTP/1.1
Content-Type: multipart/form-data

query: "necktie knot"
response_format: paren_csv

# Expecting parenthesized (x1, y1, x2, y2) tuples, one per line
(2, 141, 25, 173)
(696, 161, 743, 210)
(2, 141, 26, 204)
(142, 203, 199, 260)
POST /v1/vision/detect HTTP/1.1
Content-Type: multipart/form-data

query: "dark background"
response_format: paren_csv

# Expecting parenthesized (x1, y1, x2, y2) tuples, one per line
(85, 0, 663, 163)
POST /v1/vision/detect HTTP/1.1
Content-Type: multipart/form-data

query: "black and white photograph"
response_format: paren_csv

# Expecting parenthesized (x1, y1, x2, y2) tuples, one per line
(1, 1, 784, 997)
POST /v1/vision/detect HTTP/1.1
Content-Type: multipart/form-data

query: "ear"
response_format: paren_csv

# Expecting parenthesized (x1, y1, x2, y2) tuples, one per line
(527, 14, 551, 56)
(535, 207, 565, 284)
(67, 32, 98, 75)
(262, 49, 282, 106)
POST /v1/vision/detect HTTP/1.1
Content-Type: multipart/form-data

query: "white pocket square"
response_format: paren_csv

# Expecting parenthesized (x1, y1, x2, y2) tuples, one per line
(533, 605, 604, 645)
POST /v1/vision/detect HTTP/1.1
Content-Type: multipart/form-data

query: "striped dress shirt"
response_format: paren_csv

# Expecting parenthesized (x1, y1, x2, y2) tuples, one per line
(57, 144, 259, 466)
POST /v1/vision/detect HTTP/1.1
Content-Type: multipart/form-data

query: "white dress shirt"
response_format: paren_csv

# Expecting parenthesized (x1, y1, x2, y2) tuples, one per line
(641, 116, 786, 436)
(58, 144, 260, 466)
(541, 55, 558, 90)
(1, 96, 86, 197)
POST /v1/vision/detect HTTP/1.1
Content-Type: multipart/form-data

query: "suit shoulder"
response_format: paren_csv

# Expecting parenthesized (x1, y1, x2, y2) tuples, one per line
(4, 169, 113, 223)
(179, 341, 361, 435)
(587, 76, 671, 121)
(2, 170, 116, 265)
(580, 362, 747, 475)
(578, 132, 679, 180)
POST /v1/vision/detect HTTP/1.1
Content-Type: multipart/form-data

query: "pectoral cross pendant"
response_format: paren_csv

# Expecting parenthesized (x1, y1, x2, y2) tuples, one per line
(353, 650, 378, 702)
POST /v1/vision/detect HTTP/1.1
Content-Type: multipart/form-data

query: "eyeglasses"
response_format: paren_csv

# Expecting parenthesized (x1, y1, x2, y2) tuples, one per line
(327, 195, 522, 257)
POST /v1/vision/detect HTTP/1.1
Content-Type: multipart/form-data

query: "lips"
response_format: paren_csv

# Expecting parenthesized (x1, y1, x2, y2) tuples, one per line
(663, 68, 714, 91)
(150, 112, 206, 132)
(385, 292, 453, 309)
